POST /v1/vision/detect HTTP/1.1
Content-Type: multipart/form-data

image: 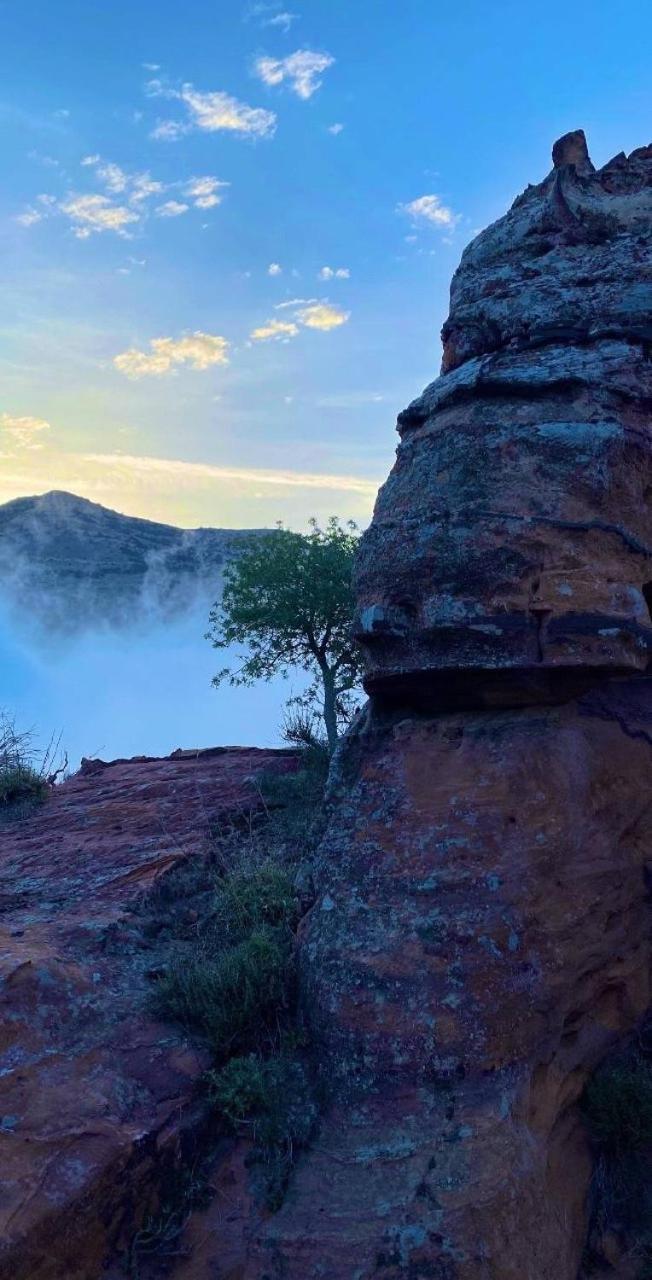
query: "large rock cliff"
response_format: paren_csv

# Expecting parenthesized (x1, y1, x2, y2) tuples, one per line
(246, 133, 652, 1278)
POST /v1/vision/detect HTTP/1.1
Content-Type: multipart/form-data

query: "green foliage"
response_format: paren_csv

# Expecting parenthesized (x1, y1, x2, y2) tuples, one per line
(0, 761, 48, 809)
(584, 1061, 652, 1156)
(206, 1052, 318, 1208)
(152, 863, 299, 1058)
(0, 714, 51, 815)
(208, 517, 362, 750)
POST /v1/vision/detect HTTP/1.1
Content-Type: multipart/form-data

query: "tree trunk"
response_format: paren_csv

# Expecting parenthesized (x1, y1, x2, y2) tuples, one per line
(322, 668, 339, 754)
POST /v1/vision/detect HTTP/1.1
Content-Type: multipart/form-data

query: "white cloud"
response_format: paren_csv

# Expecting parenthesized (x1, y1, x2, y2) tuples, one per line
(16, 208, 43, 227)
(1, 413, 51, 449)
(268, 262, 282, 276)
(143, 62, 161, 71)
(114, 332, 230, 378)
(130, 173, 164, 201)
(18, 157, 215, 239)
(252, 299, 349, 340)
(254, 49, 334, 99)
(328, 122, 344, 135)
(60, 194, 140, 238)
(148, 80, 276, 140)
(250, 318, 299, 341)
(183, 176, 229, 209)
(318, 266, 349, 280)
(156, 200, 189, 217)
(295, 302, 349, 330)
(265, 11, 298, 30)
(96, 161, 128, 193)
(151, 119, 188, 142)
(399, 193, 459, 230)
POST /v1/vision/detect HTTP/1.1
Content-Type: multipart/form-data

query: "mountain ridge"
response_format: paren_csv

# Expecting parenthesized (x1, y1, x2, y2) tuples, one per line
(0, 489, 267, 631)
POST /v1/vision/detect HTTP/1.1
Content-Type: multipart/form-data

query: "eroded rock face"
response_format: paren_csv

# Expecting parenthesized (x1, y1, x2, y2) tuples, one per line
(355, 133, 652, 706)
(249, 683, 652, 1279)
(0, 746, 296, 1280)
(243, 133, 652, 1280)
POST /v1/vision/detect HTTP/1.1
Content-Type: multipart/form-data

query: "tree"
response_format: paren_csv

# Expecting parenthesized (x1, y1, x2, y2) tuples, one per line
(208, 518, 362, 753)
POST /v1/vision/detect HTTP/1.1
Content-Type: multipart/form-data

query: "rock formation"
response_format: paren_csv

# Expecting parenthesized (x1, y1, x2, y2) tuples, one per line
(0, 746, 296, 1280)
(246, 133, 652, 1277)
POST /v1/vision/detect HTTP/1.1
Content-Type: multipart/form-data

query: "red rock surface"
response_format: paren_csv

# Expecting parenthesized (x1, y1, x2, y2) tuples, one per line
(0, 746, 296, 1280)
(248, 683, 652, 1278)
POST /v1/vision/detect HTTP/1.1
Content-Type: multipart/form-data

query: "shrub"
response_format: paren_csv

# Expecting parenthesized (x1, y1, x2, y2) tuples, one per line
(206, 1052, 318, 1208)
(152, 862, 299, 1058)
(0, 714, 53, 814)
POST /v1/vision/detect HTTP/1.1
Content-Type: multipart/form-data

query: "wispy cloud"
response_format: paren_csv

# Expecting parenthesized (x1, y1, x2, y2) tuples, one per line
(85, 451, 379, 496)
(251, 318, 299, 341)
(1, 413, 51, 449)
(251, 299, 349, 340)
(327, 122, 344, 135)
(318, 266, 349, 280)
(60, 194, 140, 238)
(268, 262, 283, 276)
(183, 176, 229, 208)
(254, 49, 334, 99)
(114, 333, 230, 378)
(399, 193, 459, 230)
(155, 200, 189, 217)
(265, 11, 298, 31)
(148, 79, 277, 140)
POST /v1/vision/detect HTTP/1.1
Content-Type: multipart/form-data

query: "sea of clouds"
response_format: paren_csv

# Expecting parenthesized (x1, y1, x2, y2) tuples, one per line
(0, 596, 305, 770)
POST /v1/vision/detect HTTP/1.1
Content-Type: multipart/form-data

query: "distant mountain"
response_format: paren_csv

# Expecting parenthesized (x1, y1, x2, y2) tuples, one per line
(0, 491, 264, 631)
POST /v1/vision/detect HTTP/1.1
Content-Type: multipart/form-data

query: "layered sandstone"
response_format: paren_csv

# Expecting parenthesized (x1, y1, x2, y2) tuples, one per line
(355, 133, 652, 706)
(244, 133, 652, 1279)
(0, 746, 296, 1280)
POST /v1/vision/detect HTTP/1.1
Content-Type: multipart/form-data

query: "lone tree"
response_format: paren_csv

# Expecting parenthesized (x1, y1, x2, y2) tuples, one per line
(208, 518, 362, 752)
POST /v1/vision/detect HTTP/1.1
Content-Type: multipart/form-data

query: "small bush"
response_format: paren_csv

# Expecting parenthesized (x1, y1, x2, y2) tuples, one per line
(584, 1061, 652, 1156)
(152, 863, 299, 1058)
(0, 714, 58, 816)
(153, 924, 292, 1056)
(206, 1052, 318, 1208)
(213, 863, 300, 943)
(0, 761, 48, 809)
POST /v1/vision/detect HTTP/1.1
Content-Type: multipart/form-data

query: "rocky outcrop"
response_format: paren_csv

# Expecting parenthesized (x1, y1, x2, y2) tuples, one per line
(355, 133, 652, 705)
(0, 746, 296, 1280)
(244, 133, 652, 1278)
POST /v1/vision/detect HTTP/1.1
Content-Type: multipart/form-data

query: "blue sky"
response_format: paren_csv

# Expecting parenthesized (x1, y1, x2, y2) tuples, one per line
(1, 0, 651, 529)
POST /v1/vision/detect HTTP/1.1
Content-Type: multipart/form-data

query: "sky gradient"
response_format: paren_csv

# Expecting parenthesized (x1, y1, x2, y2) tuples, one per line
(2, 0, 651, 530)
